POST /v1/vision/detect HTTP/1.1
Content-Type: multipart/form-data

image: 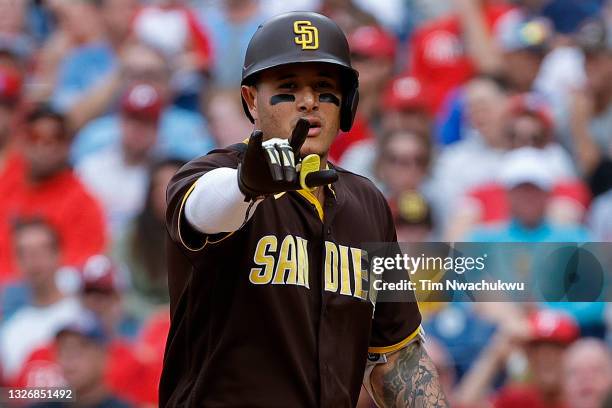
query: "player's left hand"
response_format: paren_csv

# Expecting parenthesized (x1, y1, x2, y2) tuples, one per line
(237, 118, 338, 200)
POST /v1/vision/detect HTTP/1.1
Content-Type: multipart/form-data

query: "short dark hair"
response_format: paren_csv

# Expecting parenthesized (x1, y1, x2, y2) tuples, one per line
(23, 103, 70, 140)
(25, 103, 66, 125)
(12, 217, 61, 251)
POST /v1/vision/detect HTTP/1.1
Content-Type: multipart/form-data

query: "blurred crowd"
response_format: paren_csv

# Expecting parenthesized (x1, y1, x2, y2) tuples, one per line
(0, 0, 610, 407)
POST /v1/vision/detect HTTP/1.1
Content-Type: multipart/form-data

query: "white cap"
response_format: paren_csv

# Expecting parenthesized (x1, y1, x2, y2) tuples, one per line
(500, 147, 554, 191)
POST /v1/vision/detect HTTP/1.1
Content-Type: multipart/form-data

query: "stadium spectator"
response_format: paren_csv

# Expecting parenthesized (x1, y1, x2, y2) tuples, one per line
(495, 11, 552, 93)
(30, 0, 138, 105)
(467, 147, 590, 242)
(338, 75, 432, 178)
(438, 9, 553, 143)
(391, 192, 435, 243)
(79, 254, 138, 340)
(204, 88, 253, 147)
(100, 0, 138, 51)
(568, 18, 612, 198)
(119, 159, 185, 319)
(329, 25, 396, 162)
(132, 0, 213, 111)
(28, 312, 132, 408)
(445, 94, 589, 240)
(424, 303, 498, 380)
(197, 0, 263, 89)
(341, 128, 432, 208)
(48, 0, 117, 112)
(14, 255, 153, 405)
(70, 42, 214, 164)
(505, 94, 571, 167)
(375, 130, 432, 197)
(77, 83, 163, 241)
(0, 218, 81, 382)
(562, 338, 612, 408)
(379, 75, 433, 135)
(456, 309, 579, 408)
(431, 76, 510, 227)
(406, 0, 512, 113)
(0, 104, 106, 282)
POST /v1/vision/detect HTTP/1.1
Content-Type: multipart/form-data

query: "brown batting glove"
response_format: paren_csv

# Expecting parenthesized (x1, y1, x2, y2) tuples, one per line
(237, 118, 338, 201)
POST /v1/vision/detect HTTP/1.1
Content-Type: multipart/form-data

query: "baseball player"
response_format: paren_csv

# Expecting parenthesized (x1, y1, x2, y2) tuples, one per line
(161, 11, 447, 408)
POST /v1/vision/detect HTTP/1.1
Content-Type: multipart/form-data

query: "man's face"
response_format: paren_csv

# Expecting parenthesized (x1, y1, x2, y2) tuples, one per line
(15, 225, 60, 289)
(465, 79, 508, 147)
(56, 333, 106, 393)
(526, 342, 565, 394)
(509, 114, 548, 149)
(504, 50, 543, 92)
(351, 53, 393, 98)
(563, 345, 612, 408)
(507, 183, 549, 228)
(101, 0, 137, 39)
(242, 63, 342, 159)
(377, 133, 429, 195)
(23, 118, 70, 180)
(207, 92, 253, 147)
(122, 45, 171, 101)
(81, 290, 122, 335)
(382, 109, 431, 136)
(120, 116, 158, 160)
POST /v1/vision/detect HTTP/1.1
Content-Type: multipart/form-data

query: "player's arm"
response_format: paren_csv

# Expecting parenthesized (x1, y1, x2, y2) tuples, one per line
(368, 340, 449, 408)
(185, 119, 336, 235)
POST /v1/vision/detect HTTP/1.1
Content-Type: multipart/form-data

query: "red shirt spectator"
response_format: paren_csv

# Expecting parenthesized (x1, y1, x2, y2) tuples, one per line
(495, 385, 567, 408)
(407, 3, 512, 112)
(493, 310, 579, 408)
(0, 105, 107, 283)
(13, 338, 147, 406)
(468, 180, 591, 224)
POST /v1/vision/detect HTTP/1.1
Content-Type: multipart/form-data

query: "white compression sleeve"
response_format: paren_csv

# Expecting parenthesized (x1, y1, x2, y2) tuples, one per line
(184, 167, 261, 235)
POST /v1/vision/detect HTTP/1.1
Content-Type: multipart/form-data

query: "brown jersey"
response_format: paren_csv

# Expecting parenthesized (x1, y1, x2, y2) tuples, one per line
(160, 144, 421, 407)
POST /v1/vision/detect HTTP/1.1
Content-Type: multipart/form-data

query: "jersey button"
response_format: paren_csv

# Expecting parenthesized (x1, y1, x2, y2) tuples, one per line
(326, 227, 332, 235)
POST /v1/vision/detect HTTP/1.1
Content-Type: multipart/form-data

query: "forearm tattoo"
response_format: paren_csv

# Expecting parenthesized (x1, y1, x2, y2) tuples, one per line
(375, 342, 449, 408)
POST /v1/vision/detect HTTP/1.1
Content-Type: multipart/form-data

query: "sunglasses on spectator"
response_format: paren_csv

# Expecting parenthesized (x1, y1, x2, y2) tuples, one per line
(382, 151, 428, 168)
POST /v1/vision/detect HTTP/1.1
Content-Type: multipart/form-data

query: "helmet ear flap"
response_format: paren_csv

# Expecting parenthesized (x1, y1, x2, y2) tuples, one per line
(340, 87, 359, 132)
